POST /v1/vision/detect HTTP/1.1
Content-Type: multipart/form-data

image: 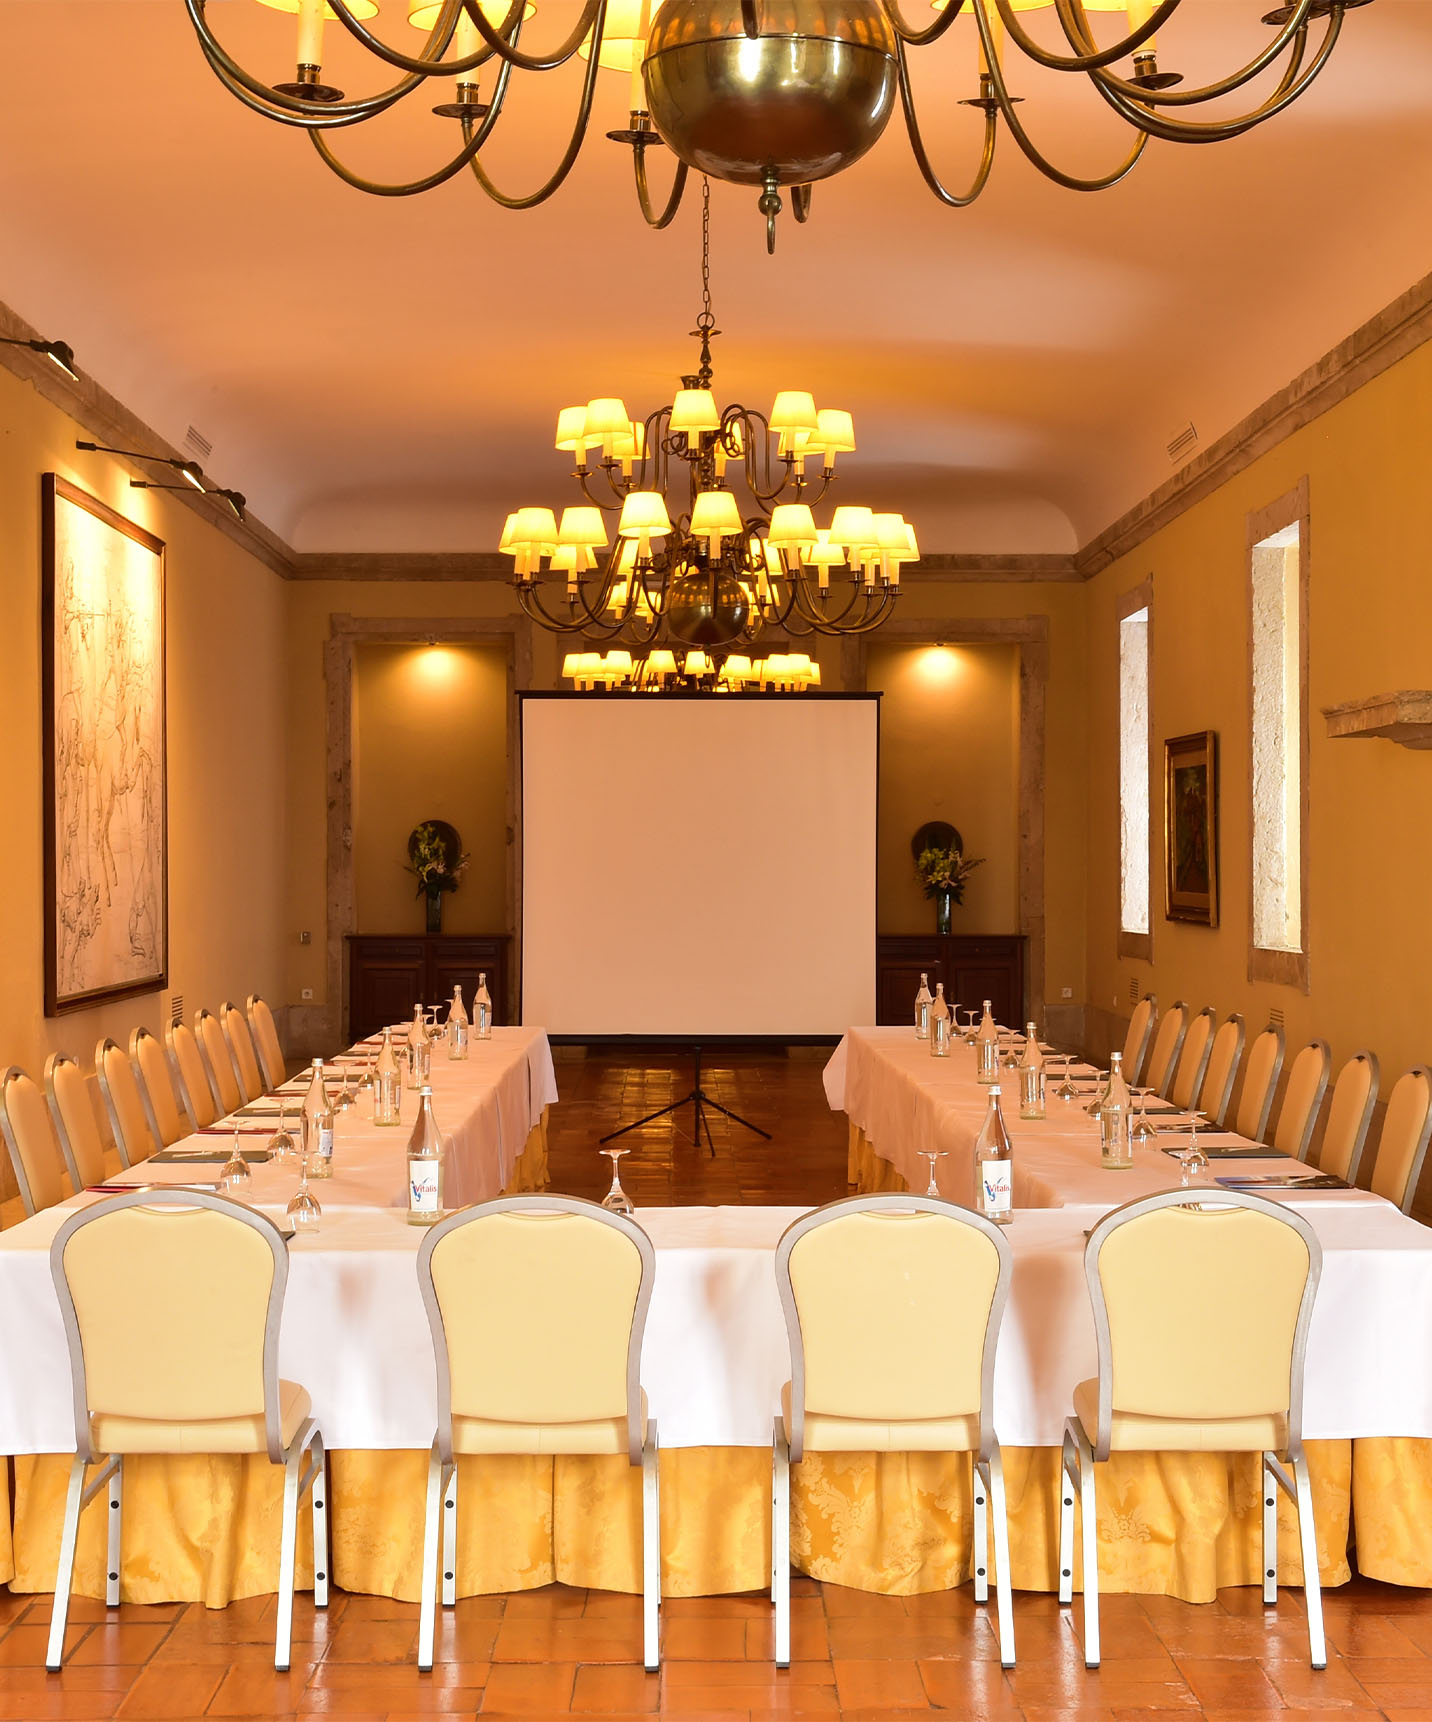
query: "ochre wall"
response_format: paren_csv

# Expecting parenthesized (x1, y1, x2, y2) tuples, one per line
(0, 368, 288, 1202)
(1083, 338, 1432, 1199)
(867, 642, 1020, 936)
(353, 642, 508, 935)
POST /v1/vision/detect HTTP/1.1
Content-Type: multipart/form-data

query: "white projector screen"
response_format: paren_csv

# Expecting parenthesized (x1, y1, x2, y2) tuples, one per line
(521, 694, 878, 1037)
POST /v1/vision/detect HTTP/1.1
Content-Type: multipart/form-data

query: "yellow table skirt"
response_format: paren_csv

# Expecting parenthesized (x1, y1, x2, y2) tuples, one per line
(10, 1436, 1432, 1608)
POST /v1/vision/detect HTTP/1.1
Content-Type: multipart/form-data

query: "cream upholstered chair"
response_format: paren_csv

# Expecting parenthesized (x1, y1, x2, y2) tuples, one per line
(416, 1195, 659, 1671)
(1318, 1051, 1379, 1184)
(1143, 1001, 1188, 1100)
(773, 1195, 1016, 1668)
(195, 1008, 243, 1115)
(221, 1001, 266, 1102)
(95, 1038, 159, 1169)
(45, 1053, 109, 1192)
(247, 994, 287, 1091)
(1369, 1066, 1432, 1215)
(1198, 1013, 1246, 1128)
(1235, 1025, 1286, 1143)
(46, 1189, 327, 1672)
(130, 1027, 190, 1146)
(167, 1021, 218, 1129)
(1121, 994, 1157, 1087)
(1059, 1188, 1325, 1669)
(1169, 1007, 1217, 1111)
(1273, 1040, 1331, 1162)
(1, 1065, 71, 1216)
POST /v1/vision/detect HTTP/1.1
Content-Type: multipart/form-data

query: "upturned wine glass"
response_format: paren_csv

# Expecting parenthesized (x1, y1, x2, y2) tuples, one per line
(286, 1153, 323, 1233)
(1179, 1111, 1210, 1186)
(1131, 1086, 1159, 1147)
(269, 1099, 296, 1164)
(917, 1149, 948, 1197)
(600, 1146, 634, 1216)
(221, 1127, 251, 1193)
(1084, 1072, 1109, 1115)
(332, 1065, 357, 1113)
(961, 1009, 980, 1044)
(1054, 1054, 1081, 1103)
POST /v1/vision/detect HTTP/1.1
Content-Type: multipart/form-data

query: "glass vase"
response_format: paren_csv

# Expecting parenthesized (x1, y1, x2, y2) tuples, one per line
(935, 888, 953, 936)
(425, 889, 443, 934)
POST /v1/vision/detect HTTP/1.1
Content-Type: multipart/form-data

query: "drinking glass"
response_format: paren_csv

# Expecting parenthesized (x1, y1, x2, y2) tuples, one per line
(917, 1149, 948, 1197)
(961, 1009, 980, 1044)
(1130, 1086, 1159, 1147)
(1054, 1054, 1081, 1103)
(269, 1100, 296, 1164)
(355, 1055, 376, 1100)
(1179, 1112, 1210, 1187)
(600, 1147, 634, 1216)
(221, 1127, 251, 1193)
(332, 1065, 357, 1113)
(1084, 1073, 1109, 1115)
(286, 1154, 323, 1233)
(1001, 1032, 1021, 1071)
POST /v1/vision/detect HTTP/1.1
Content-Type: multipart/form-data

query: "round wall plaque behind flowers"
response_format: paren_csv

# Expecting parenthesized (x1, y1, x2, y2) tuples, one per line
(910, 820, 962, 862)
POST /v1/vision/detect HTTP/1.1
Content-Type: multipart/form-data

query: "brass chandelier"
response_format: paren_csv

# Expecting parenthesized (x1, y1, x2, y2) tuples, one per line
(185, 0, 1370, 251)
(503, 180, 915, 655)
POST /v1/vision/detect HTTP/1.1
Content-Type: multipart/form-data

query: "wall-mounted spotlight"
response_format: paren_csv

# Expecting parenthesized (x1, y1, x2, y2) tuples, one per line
(77, 440, 207, 491)
(1, 336, 79, 381)
(212, 488, 246, 521)
(128, 479, 247, 522)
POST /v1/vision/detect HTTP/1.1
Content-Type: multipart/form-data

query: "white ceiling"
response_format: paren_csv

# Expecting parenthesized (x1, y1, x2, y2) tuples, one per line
(2, 1, 1430, 554)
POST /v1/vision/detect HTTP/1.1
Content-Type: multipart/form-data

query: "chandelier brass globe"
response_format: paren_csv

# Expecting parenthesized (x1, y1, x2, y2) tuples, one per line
(184, 0, 1371, 249)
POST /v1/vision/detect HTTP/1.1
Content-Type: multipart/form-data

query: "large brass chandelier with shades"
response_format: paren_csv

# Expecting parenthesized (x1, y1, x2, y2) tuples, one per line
(503, 181, 914, 656)
(185, 0, 1369, 250)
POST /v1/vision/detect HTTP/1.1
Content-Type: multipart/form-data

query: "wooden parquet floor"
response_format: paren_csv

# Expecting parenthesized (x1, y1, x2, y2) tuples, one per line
(5, 1050, 1432, 1721)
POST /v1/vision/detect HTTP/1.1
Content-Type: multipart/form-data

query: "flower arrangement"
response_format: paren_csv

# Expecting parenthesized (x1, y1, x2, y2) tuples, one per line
(915, 844, 985, 905)
(407, 820, 470, 899)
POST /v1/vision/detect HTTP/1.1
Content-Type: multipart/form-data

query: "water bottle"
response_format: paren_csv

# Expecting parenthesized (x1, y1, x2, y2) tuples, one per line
(1018, 1020, 1046, 1121)
(475, 973, 493, 1041)
(974, 1085, 1013, 1226)
(302, 1061, 334, 1179)
(976, 999, 1000, 1085)
(406, 1086, 446, 1227)
(929, 982, 951, 1058)
(447, 984, 469, 1061)
(373, 1027, 402, 1127)
(914, 973, 932, 1041)
(1099, 1052, 1134, 1170)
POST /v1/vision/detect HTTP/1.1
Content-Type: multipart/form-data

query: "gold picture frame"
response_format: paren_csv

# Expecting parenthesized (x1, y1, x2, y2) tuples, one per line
(1164, 730, 1218, 928)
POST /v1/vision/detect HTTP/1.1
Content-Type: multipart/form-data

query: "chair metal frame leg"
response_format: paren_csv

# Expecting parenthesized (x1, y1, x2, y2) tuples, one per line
(1265, 1450, 1325, 1667)
(1262, 1455, 1278, 1606)
(276, 1418, 325, 1672)
(47, 1453, 118, 1671)
(106, 1457, 124, 1608)
(312, 1437, 330, 1611)
(971, 1457, 989, 1605)
(641, 1419, 661, 1671)
(771, 1418, 792, 1669)
(1058, 1429, 1076, 1606)
(984, 1444, 1016, 1668)
(1060, 1418, 1100, 1667)
(442, 1466, 459, 1609)
(418, 1443, 453, 1673)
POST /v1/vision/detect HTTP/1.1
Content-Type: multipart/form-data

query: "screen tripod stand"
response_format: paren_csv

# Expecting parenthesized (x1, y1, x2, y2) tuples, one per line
(599, 1044, 771, 1156)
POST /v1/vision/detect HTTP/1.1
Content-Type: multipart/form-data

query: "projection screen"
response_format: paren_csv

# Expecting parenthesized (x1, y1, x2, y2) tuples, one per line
(521, 694, 878, 1037)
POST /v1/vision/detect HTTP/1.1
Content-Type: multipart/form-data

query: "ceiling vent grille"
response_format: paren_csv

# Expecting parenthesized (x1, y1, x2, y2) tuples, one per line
(184, 425, 213, 462)
(1166, 422, 1198, 464)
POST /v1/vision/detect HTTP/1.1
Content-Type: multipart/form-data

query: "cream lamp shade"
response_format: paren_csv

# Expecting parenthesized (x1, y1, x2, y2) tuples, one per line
(690, 490, 742, 552)
(576, 0, 661, 69)
(827, 505, 878, 554)
(584, 397, 631, 458)
(803, 527, 848, 589)
(645, 648, 677, 680)
(670, 388, 721, 434)
(617, 491, 672, 542)
(806, 408, 856, 463)
(684, 650, 714, 677)
(767, 504, 818, 552)
(408, 1, 535, 27)
(769, 391, 819, 455)
(808, 660, 822, 687)
(723, 653, 752, 685)
(604, 650, 634, 679)
(555, 405, 590, 458)
(258, 0, 379, 19)
(558, 505, 608, 548)
(608, 420, 646, 473)
(512, 506, 558, 549)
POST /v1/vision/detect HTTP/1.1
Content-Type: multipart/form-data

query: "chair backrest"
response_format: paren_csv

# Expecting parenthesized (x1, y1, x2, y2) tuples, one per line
(418, 1195, 655, 1465)
(1319, 1051, 1379, 1184)
(167, 1021, 217, 1129)
(1273, 1039, 1331, 1161)
(775, 1194, 1012, 1463)
(194, 1009, 243, 1115)
(1084, 1188, 1320, 1462)
(1235, 1025, 1286, 1143)
(130, 1028, 188, 1147)
(221, 1002, 265, 1102)
(1121, 994, 1157, 1087)
(0, 1065, 70, 1216)
(45, 1053, 108, 1191)
(95, 1038, 159, 1170)
(50, 1189, 289, 1463)
(247, 994, 286, 1091)
(1144, 1000, 1188, 1099)
(1370, 1066, 1432, 1215)
(1170, 1007, 1217, 1111)
(1198, 1013, 1246, 1128)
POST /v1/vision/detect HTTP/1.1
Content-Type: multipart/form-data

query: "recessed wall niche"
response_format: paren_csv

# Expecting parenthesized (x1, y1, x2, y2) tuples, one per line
(352, 642, 508, 936)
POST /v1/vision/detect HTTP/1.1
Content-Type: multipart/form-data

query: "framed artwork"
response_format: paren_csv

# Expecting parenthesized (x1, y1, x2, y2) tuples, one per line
(42, 475, 168, 1014)
(1164, 729, 1218, 928)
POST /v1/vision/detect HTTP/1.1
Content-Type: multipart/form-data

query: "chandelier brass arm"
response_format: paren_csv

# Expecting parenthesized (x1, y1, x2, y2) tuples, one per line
(881, 0, 971, 48)
(319, 0, 499, 78)
(633, 143, 690, 230)
(309, 72, 509, 193)
(894, 35, 998, 209)
(464, 34, 605, 209)
(459, 0, 605, 72)
(991, 0, 1188, 73)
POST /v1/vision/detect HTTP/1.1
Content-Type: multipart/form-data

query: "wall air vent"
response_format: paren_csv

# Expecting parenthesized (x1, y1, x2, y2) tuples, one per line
(1129, 978, 1140, 1006)
(1166, 422, 1199, 464)
(170, 992, 184, 1026)
(184, 425, 212, 462)
(1269, 1006, 1285, 1029)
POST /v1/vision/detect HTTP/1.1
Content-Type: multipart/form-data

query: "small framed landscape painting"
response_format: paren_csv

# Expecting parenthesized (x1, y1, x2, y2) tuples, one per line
(1164, 729, 1219, 928)
(42, 474, 168, 1014)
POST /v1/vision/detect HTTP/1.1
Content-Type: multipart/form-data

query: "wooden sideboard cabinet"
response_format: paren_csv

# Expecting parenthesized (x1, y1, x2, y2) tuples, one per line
(876, 934, 1026, 1029)
(347, 934, 512, 1042)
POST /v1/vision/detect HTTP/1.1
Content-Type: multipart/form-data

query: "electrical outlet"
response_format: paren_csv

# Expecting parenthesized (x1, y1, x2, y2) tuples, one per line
(301, 987, 314, 1002)
(1061, 986, 1072, 1000)
(298, 930, 311, 946)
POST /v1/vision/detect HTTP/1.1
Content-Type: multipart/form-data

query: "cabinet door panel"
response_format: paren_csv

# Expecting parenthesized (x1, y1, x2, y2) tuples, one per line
(351, 958, 424, 1043)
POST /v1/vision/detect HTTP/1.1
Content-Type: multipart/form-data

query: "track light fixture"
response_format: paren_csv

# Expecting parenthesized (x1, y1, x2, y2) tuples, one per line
(76, 441, 208, 492)
(129, 481, 246, 520)
(2, 336, 79, 382)
(214, 488, 247, 520)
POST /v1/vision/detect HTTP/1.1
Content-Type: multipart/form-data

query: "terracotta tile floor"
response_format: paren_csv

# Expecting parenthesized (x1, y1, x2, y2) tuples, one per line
(5, 1050, 1432, 1720)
